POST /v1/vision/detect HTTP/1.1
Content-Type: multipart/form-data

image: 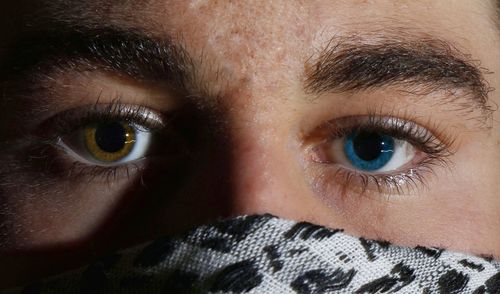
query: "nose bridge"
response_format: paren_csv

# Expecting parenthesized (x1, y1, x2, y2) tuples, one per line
(225, 126, 278, 213)
(206, 90, 303, 217)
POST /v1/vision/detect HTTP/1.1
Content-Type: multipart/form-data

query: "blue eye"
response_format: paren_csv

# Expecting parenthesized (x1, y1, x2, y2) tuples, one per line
(323, 127, 416, 173)
(344, 131, 395, 171)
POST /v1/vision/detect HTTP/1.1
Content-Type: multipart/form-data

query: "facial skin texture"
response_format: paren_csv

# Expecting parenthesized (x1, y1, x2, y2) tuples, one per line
(0, 0, 499, 287)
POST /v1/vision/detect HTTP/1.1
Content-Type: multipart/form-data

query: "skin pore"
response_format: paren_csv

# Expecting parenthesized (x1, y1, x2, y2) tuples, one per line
(0, 0, 500, 287)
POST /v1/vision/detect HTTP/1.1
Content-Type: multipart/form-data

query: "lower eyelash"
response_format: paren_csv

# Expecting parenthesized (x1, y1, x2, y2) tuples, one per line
(328, 153, 452, 197)
(65, 160, 147, 184)
(27, 139, 149, 184)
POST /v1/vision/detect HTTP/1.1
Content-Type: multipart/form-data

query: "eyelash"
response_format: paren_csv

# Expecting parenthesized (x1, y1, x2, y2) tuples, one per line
(310, 114, 455, 195)
(52, 101, 165, 135)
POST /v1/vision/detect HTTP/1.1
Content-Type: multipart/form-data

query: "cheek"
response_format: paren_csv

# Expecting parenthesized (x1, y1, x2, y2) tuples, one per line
(0, 178, 137, 251)
(376, 155, 500, 257)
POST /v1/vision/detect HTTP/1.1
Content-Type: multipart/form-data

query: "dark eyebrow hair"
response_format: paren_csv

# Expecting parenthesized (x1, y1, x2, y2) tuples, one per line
(305, 37, 493, 119)
(0, 26, 194, 92)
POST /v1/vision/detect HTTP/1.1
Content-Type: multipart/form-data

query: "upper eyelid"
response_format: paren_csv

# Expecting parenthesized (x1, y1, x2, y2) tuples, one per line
(305, 114, 455, 157)
(35, 102, 167, 140)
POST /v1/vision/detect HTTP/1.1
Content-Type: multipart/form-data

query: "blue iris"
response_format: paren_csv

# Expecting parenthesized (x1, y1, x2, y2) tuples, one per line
(344, 131, 395, 171)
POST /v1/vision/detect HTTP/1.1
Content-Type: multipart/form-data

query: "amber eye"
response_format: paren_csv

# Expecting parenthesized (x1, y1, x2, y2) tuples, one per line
(59, 120, 153, 166)
(84, 122, 136, 162)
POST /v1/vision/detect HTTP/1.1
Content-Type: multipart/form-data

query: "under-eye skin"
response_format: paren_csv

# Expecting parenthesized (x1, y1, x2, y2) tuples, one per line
(36, 101, 169, 182)
(309, 115, 454, 195)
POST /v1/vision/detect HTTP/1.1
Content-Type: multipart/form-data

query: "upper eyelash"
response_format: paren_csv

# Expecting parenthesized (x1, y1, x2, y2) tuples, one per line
(47, 100, 166, 138)
(324, 115, 454, 157)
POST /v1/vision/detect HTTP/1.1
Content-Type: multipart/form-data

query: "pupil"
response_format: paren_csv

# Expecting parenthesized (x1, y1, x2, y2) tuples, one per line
(352, 131, 386, 161)
(95, 122, 127, 153)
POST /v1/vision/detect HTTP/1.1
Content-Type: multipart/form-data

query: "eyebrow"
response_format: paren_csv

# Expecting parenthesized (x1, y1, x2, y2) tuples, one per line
(305, 36, 493, 118)
(0, 26, 195, 92)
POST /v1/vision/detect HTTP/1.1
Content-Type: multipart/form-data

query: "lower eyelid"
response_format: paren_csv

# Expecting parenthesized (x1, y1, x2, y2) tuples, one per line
(309, 162, 428, 200)
(47, 140, 148, 182)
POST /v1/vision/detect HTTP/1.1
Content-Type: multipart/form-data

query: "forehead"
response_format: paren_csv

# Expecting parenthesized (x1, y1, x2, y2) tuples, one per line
(43, 1, 497, 43)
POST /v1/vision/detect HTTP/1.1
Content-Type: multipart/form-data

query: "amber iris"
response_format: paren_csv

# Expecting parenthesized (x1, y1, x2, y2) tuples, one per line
(84, 122, 136, 162)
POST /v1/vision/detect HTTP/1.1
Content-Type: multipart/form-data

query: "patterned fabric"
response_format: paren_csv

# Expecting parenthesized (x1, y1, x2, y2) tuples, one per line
(11, 214, 500, 293)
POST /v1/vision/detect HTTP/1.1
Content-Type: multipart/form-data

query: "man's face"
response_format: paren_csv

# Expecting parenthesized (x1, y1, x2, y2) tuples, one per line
(0, 0, 499, 286)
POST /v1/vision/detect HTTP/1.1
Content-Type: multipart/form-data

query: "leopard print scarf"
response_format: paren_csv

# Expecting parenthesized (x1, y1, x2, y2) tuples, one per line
(12, 214, 500, 293)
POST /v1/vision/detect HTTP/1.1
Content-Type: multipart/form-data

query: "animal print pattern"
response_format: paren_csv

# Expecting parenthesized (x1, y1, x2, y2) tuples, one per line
(12, 214, 500, 293)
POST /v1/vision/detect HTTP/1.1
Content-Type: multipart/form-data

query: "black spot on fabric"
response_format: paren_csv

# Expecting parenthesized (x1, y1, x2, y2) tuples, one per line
(288, 247, 309, 257)
(263, 245, 284, 273)
(311, 228, 343, 240)
(359, 238, 377, 261)
(359, 238, 391, 261)
(415, 246, 444, 259)
(79, 264, 109, 294)
(163, 270, 199, 293)
(391, 262, 415, 278)
(199, 236, 232, 253)
(472, 285, 486, 294)
(285, 222, 317, 240)
(210, 259, 263, 292)
(356, 276, 399, 294)
(133, 236, 174, 268)
(356, 262, 415, 293)
(437, 269, 469, 294)
(213, 214, 274, 240)
(485, 272, 500, 293)
(291, 268, 356, 294)
(284, 222, 342, 241)
(459, 259, 485, 272)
